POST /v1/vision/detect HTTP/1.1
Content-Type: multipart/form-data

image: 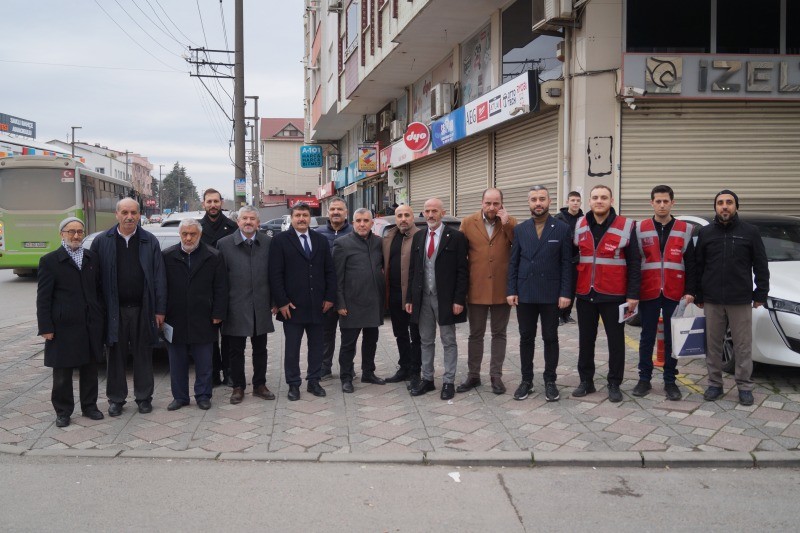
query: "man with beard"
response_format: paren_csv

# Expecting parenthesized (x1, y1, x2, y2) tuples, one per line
(162, 219, 228, 410)
(695, 190, 768, 406)
(315, 197, 353, 380)
(199, 188, 237, 386)
(457, 188, 516, 395)
(507, 186, 572, 402)
(405, 198, 469, 400)
(382, 204, 422, 390)
(572, 185, 640, 403)
(554, 190, 583, 325)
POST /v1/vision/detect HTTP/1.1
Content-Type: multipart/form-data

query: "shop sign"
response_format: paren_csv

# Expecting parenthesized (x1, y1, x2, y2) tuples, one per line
(431, 107, 466, 149)
(234, 178, 247, 195)
(623, 54, 800, 99)
(403, 122, 431, 151)
(343, 182, 358, 195)
(300, 145, 323, 168)
(317, 181, 336, 199)
(390, 137, 433, 167)
(286, 195, 320, 208)
(357, 145, 379, 172)
(379, 144, 393, 173)
(389, 168, 407, 188)
(0, 113, 36, 139)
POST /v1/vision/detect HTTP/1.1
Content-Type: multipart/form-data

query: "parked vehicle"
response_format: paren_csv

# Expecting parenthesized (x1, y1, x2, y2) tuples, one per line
(160, 210, 208, 227)
(371, 215, 462, 238)
(260, 216, 288, 237)
(677, 213, 800, 372)
(148, 214, 163, 224)
(281, 215, 329, 233)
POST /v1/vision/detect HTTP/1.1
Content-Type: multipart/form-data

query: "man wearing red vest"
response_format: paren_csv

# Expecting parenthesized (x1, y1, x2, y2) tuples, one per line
(632, 185, 695, 401)
(573, 185, 640, 402)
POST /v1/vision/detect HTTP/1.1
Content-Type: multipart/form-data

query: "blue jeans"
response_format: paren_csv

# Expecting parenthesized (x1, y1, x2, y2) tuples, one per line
(637, 295, 679, 384)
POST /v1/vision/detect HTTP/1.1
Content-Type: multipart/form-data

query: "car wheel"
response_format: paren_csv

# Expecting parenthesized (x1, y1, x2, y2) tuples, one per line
(266, 229, 274, 237)
(721, 328, 735, 374)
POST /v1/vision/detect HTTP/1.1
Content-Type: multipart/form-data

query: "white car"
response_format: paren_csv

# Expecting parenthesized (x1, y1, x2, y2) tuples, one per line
(679, 213, 800, 371)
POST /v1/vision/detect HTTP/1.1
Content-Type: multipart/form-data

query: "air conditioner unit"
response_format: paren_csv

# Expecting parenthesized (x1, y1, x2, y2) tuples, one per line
(363, 119, 377, 143)
(268, 189, 274, 195)
(279, 189, 285, 195)
(532, 0, 574, 32)
(328, 0, 342, 12)
(378, 110, 393, 131)
(430, 83, 453, 119)
(389, 120, 406, 141)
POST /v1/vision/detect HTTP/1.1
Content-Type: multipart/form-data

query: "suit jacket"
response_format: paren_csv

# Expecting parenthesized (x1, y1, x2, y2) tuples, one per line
(216, 231, 275, 337)
(459, 210, 517, 305)
(268, 228, 336, 325)
(406, 225, 469, 326)
(333, 232, 384, 329)
(37, 247, 105, 368)
(162, 243, 228, 345)
(507, 216, 573, 304)
(381, 223, 420, 305)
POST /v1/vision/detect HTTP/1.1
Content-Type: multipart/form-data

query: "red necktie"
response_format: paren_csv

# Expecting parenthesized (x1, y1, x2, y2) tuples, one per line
(427, 231, 435, 259)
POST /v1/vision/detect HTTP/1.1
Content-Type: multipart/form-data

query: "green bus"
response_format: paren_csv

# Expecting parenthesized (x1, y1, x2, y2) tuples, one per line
(0, 155, 134, 276)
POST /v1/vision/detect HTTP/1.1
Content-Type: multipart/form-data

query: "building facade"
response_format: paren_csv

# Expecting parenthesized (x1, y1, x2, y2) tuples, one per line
(304, 0, 800, 218)
(260, 118, 321, 200)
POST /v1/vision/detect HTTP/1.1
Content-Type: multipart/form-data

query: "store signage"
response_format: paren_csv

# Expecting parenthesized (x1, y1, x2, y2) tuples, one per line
(389, 168, 407, 188)
(286, 195, 320, 208)
(623, 54, 800, 99)
(300, 145, 323, 168)
(343, 182, 358, 195)
(317, 181, 336, 199)
(430, 70, 539, 149)
(389, 136, 434, 167)
(379, 144, 393, 173)
(234, 178, 246, 195)
(0, 113, 36, 139)
(403, 122, 431, 151)
(357, 144, 378, 172)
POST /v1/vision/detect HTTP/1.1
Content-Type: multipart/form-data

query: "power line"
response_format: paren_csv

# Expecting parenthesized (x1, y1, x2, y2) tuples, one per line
(198, 77, 233, 121)
(219, 0, 230, 52)
(196, 0, 210, 49)
(153, 0, 201, 47)
(111, 0, 184, 58)
(192, 78, 230, 146)
(131, 0, 186, 48)
(0, 58, 180, 73)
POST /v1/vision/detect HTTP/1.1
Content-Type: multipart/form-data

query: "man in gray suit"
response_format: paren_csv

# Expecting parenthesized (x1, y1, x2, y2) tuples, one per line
(216, 206, 276, 404)
(332, 208, 387, 393)
(507, 186, 573, 402)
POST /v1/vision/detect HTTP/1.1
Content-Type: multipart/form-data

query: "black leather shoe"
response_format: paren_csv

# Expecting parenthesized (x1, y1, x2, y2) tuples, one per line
(82, 408, 104, 421)
(410, 379, 436, 396)
(197, 399, 212, 410)
(408, 373, 421, 391)
(212, 373, 223, 387)
(138, 400, 153, 414)
(222, 375, 234, 387)
(361, 372, 386, 385)
(288, 385, 301, 401)
(572, 381, 596, 398)
(456, 377, 481, 393)
(319, 369, 334, 381)
(342, 380, 354, 393)
(490, 377, 506, 395)
(632, 380, 652, 397)
(664, 382, 682, 401)
(167, 400, 188, 411)
(108, 402, 123, 417)
(55, 415, 70, 428)
(307, 381, 326, 397)
(384, 369, 408, 383)
(440, 383, 455, 400)
(607, 383, 623, 403)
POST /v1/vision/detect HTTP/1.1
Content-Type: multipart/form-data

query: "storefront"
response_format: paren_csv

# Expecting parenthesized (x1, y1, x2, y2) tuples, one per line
(453, 135, 490, 217)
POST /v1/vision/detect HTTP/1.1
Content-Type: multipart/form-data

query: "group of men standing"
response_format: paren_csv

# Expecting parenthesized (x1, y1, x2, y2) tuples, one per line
(36, 180, 768, 426)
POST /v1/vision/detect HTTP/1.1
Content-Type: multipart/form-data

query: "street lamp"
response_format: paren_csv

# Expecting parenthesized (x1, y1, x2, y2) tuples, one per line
(158, 164, 164, 213)
(70, 126, 81, 158)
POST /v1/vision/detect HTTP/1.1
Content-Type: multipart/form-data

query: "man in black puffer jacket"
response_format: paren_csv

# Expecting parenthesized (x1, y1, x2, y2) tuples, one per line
(695, 189, 769, 407)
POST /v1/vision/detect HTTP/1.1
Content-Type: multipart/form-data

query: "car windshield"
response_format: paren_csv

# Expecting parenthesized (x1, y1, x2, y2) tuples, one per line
(754, 221, 800, 262)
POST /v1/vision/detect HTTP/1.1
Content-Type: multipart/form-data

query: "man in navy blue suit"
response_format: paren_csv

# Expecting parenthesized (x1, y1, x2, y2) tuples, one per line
(268, 203, 337, 401)
(507, 185, 573, 402)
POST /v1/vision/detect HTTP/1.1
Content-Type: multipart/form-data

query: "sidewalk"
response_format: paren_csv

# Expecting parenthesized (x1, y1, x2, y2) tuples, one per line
(1, 314, 800, 465)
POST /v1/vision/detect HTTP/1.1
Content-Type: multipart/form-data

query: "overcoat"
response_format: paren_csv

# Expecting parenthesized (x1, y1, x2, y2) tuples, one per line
(381, 224, 420, 305)
(459, 210, 516, 305)
(333, 232, 384, 329)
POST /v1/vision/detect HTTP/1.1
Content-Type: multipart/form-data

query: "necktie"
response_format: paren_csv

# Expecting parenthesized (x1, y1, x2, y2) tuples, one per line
(427, 231, 435, 259)
(245, 238, 253, 247)
(301, 234, 311, 258)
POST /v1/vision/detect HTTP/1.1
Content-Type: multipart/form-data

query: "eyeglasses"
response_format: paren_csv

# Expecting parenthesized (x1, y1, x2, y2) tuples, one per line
(61, 230, 85, 237)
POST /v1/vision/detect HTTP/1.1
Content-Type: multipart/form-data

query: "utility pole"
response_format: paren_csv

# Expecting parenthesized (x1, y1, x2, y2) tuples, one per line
(234, 0, 246, 205)
(158, 164, 164, 213)
(124, 150, 130, 182)
(246, 95, 260, 206)
(70, 126, 81, 158)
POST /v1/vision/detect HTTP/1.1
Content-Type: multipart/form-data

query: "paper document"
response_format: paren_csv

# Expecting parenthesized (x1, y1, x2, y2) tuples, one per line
(619, 302, 639, 323)
(162, 323, 174, 343)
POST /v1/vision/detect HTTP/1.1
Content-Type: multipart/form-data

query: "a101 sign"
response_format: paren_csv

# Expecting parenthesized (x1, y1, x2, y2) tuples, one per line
(300, 145, 323, 168)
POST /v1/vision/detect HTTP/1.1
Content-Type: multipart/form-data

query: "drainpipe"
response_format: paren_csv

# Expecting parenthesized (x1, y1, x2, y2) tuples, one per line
(562, 26, 572, 200)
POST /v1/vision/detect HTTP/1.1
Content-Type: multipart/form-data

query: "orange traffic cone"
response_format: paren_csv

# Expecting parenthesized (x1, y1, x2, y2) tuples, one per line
(655, 315, 665, 367)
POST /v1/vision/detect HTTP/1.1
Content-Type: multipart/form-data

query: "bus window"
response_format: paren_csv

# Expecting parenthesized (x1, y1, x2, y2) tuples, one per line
(0, 168, 77, 210)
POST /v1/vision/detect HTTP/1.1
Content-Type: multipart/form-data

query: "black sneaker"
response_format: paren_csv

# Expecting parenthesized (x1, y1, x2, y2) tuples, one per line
(703, 386, 724, 401)
(544, 382, 560, 402)
(319, 369, 334, 381)
(738, 390, 754, 406)
(607, 383, 623, 403)
(563, 316, 577, 325)
(513, 381, 534, 401)
(631, 380, 652, 397)
(572, 381, 596, 397)
(664, 382, 682, 401)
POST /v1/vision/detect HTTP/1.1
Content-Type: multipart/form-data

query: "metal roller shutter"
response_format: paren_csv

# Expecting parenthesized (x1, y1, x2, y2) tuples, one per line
(494, 110, 559, 219)
(454, 135, 490, 217)
(408, 149, 452, 214)
(621, 101, 800, 219)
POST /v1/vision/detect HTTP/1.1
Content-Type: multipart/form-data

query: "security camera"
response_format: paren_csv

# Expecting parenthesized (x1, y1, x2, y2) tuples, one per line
(624, 97, 637, 110)
(624, 86, 647, 97)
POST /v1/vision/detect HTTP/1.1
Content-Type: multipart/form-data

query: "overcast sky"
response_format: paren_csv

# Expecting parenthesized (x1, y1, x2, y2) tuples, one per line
(2, 0, 305, 195)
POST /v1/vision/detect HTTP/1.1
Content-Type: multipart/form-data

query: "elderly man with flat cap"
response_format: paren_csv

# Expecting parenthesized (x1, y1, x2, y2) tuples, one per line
(37, 217, 105, 427)
(695, 189, 769, 406)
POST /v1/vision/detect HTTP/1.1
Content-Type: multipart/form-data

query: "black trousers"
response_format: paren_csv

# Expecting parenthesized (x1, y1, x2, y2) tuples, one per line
(576, 298, 626, 385)
(52, 362, 99, 417)
(516, 303, 560, 383)
(283, 322, 323, 386)
(389, 290, 421, 375)
(321, 309, 339, 372)
(107, 306, 153, 405)
(212, 332, 231, 378)
(226, 333, 268, 390)
(338, 327, 378, 382)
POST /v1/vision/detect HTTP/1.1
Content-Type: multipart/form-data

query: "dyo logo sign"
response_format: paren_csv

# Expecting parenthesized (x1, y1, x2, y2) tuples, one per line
(404, 122, 431, 152)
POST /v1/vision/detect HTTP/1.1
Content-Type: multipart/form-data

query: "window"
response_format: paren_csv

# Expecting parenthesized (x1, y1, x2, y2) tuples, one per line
(461, 23, 493, 104)
(626, 0, 710, 53)
(95, 167, 105, 174)
(345, 1, 359, 57)
(0, 168, 77, 210)
(717, 0, 779, 54)
(502, 0, 562, 82)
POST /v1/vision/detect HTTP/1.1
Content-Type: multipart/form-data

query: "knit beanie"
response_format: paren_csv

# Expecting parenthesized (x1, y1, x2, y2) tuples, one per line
(714, 189, 739, 208)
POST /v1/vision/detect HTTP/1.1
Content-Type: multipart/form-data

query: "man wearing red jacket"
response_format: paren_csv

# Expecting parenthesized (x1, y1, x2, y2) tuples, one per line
(633, 185, 695, 401)
(572, 185, 640, 402)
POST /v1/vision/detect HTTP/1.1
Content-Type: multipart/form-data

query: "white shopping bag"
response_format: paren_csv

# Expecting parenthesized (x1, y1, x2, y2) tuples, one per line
(670, 300, 706, 359)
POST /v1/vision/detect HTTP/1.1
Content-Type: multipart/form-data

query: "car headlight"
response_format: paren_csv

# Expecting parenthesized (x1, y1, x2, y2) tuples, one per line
(766, 297, 800, 316)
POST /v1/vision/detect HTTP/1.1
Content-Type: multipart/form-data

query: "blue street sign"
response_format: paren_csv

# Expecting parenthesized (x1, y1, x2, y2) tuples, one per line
(300, 145, 323, 168)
